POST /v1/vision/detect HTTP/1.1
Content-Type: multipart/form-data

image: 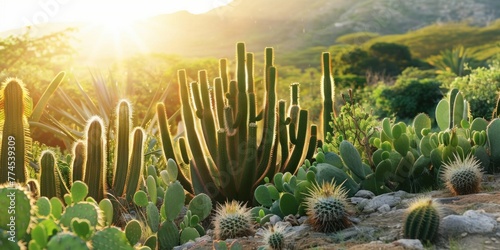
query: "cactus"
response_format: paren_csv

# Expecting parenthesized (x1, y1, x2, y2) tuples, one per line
(146, 202, 160, 232)
(304, 180, 351, 233)
(164, 181, 185, 221)
(112, 100, 132, 198)
(0, 78, 32, 184)
(487, 118, 500, 170)
(39, 150, 69, 200)
(91, 227, 133, 249)
(71, 140, 86, 183)
(36, 196, 51, 217)
(187, 193, 212, 221)
(124, 127, 146, 202)
(82, 116, 107, 202)
(260, 224, 288, 250)
(321, 52, 335, 140)
(441, 154, 483, 195)
(125, 219, 142, 246)
(60, 202, 102, 229)
(99, 199, 114, 227)
(46, 232, 90, 250)
(0, 184, 36, 241)
(213, 201, 254, 240)
(403, 197, 440, 243)
(158, 220, 179, 250)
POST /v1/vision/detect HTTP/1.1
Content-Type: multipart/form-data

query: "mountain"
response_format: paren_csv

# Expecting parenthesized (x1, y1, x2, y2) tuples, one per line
(3, 0, 500, 62)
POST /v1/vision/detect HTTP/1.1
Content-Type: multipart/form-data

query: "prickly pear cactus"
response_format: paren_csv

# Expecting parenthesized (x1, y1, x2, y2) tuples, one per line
(403, 197, 440, 243)
(46, 232, 89, 250)
(213, 201, 254, 240)
(441, 154, 483, 195)
(304, 181, 351, 233)
(91, 227, 133, 249)
(60, 202, 102, 229)
(0, 184, 35, 241)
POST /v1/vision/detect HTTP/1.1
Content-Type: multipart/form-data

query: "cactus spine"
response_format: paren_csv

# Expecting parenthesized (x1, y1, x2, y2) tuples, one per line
(403, 197, 440, 243)
(0, 78, 32, 184)
(82, 116, 107, 202)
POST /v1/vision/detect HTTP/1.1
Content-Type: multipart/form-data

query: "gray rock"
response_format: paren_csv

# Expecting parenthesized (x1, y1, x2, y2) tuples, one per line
(377, 204, 391, 213)
(332, 226, 376, 242)
(351, 197, 367, 204)
(355, 190, 375, 199)
(173, 241, 196, 250)
(269, 214, 282, 225)
(362, 194, 402, 213)
(394, 239, 424, 250)
(441, 210, 498, 235)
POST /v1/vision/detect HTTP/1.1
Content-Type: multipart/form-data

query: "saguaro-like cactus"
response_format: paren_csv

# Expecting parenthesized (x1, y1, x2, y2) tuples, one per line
(112, 100, 132, 198)
(82, 116, 107, 202)
(321, 52, 335, 140)
(0, 78, 32, 184)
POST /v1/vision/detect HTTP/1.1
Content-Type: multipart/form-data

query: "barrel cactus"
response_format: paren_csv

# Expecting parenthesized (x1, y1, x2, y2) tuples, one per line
(403, 197, 440, 244)
(213, 200, 253, 240)
(304, 180, 351, 233)
(441, 154, 483, 195)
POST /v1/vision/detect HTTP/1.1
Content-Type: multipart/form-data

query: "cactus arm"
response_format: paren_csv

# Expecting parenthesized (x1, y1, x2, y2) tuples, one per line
(82, 116, 107, 202)
(197, 70, 218, 159)
(216, 129, 237, 198)
(305, 125, 318, 160)
(282, 110, 309, 174)
(177, 137, 190, 165)
(178, 70, 220, 198)
(238, 123, 258, 201)
(112, 100, 131, 197)
(31, 71, 66, 122)
(214, 77, 226, 129)
(247, 53, 258, 123)
(190, 81, 203, 119)
(234, 43, 249, 168)
(219, 58, 229, 94)
(258, 47, 275, 154)
(278, 100, 290, 164)
(256, 66, 278, 178)
(321, 52, 335, 140)
(288, 82, 301, 126)
(0, 78, 32, 184)
(448, 88, 459, 129)
(124, 128, 146, 202)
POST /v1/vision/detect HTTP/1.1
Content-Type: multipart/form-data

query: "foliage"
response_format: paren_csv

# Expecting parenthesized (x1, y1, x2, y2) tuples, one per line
(448, 60, 500, 119)
(370, 77, 443, 120)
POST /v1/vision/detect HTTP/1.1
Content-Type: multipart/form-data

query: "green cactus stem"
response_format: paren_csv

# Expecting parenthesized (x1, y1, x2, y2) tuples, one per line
(125, 127, 145, 202)
(0, 78, 32, 184)
(71, 140, 85, 183)
(82, 116, 107, 202)
(112, 100, 132, 198)
(321, 52, 335, 140)
(39, 150, 69, 200)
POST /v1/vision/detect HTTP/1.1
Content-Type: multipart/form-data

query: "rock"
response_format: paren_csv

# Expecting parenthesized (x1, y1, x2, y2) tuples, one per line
(173, 241, 196, 250)
(441, 210, 498, 235)
(351, 197, 368, 204)
(377, 204, 391, 213)
(331, 226, 376, 242)
(297, 216, 308, 224)
(355, 190, 375, 199)
(362, 193, 402, 213)
(269, 214, 282, 225)
(393, 239, 424, 250)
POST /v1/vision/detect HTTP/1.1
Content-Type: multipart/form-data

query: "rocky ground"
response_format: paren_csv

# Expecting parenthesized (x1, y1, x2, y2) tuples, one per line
(175, 174, 500, 250)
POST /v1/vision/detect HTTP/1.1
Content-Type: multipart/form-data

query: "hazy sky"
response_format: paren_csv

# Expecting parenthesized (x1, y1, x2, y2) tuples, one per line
(0, 0, 233, 32)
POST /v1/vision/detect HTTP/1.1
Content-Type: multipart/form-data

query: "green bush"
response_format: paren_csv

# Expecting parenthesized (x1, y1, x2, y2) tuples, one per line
(372, 77, 443, 120)
(449, 61, 500, 119)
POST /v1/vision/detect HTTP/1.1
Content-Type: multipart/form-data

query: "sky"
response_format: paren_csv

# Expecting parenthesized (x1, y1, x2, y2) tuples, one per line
(0, 0, 234, 33)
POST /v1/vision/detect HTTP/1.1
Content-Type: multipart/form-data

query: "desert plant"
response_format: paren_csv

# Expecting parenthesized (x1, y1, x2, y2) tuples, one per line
(213, 200, 254, 240)
(403, 197, 440, 244)
(0, 78, 32, 184)
(441, 154, 483, 195)
(258, 224, 289, 250)
(304, 180, 351, 233)
(38, 150, 70, 200)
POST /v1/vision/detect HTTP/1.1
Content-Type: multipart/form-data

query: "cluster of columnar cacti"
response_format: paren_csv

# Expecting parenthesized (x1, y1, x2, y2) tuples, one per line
(162, 42, 319, 203)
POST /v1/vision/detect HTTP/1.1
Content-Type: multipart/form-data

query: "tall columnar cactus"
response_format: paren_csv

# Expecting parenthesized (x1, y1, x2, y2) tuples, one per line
(39, 150, 69, 200)
(124, 127, 146, 202)
(0, 78, 32, 184)
(403, 197, 440, 244)
(112, 100, 132, 198)
(82, 116, 107, 202)
(321, 52, 334, 140)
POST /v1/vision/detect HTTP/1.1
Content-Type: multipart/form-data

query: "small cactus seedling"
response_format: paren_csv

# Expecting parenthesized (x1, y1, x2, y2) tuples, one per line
(403, 197, 440, 244)
(258, 224, 289, 250)
(441, 154, 483, 195)
(304, 180, 351, 233)
(213, 201, 254, 240)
